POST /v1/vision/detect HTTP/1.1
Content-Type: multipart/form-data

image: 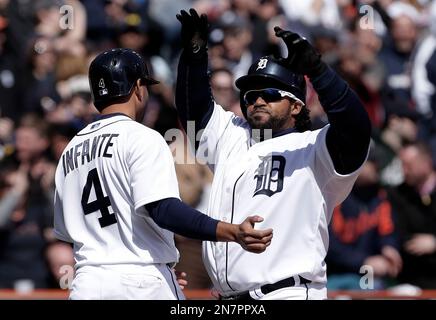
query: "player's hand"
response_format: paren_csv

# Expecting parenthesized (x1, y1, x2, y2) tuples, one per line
(176, 8, 209, 55)
(273, 26, 327, 78)
(236, 216, 273, 254)
(173, 269, 188, 290)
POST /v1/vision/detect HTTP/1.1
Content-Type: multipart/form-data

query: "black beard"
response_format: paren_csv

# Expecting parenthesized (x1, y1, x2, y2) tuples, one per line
(247, 113, 289, 131)
(247, 113, 290, 142)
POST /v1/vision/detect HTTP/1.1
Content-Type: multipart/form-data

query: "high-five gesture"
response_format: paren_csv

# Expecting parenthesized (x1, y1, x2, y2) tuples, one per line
(274, 26, 327, 78)
(177, 8, 209, 55)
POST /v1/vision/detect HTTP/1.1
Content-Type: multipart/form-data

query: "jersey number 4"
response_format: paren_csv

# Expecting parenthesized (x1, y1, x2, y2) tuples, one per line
(81, 168, 117, 228)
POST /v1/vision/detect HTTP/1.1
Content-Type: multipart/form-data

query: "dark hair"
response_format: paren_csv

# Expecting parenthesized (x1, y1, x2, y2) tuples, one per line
(294, 105, 311, 132)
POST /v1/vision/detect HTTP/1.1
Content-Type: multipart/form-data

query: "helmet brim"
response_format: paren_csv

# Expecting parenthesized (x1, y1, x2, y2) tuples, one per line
(235, 74, 291, 91)
(142, 77, 160, 85)
(236, 74, 305, 103)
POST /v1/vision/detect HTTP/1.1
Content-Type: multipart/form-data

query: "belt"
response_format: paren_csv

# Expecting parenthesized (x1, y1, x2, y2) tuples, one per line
(220, 275, 311, 300)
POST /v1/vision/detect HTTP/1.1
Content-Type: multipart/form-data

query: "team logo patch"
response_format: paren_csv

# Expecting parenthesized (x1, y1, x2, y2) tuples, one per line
(256, 58, 268, 71)
(91, 122, 101, 129)
(253, 155, 285, 197)
(99, 88, 108, 96)
(98, 78, 108, 95)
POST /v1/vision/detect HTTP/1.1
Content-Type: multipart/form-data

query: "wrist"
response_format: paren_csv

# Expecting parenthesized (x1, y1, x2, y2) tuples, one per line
(307, 61, 328, 79)
(216, 221, 238, 242)
(309, 65, 335, 89)
(182, 46, 208, 61)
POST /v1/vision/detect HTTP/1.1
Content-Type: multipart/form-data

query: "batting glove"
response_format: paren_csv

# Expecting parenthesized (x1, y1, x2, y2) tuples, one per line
(176, 8, 209, 55)
(274, 26, 327, 78)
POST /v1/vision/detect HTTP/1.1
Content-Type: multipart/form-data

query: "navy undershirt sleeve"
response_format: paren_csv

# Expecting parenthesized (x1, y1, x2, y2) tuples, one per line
(175, 50, 214, 147)
(145, 197, 219, 241)
(310, 67, 371, 174)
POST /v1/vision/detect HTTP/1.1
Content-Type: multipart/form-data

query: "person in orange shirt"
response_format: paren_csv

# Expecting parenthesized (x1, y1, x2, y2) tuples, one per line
(327, 156, 402, 290)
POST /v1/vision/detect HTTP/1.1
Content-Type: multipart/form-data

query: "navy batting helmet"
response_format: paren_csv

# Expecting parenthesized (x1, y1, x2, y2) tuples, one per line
(235, 56, 306, 117)
(89, 48, 159, 110)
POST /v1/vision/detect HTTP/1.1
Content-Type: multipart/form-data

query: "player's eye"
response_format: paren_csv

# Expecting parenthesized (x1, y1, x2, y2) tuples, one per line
(243, 88, 283, 106)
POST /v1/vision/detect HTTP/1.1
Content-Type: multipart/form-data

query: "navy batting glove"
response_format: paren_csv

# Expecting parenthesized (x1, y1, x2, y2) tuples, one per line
(177, 8, 209, 55)
(274, 26, 327, 78)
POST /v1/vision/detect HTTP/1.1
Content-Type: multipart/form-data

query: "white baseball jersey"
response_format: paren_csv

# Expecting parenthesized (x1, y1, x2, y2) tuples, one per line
(54, 114, 180, 268)
(199, 103, 366, 296)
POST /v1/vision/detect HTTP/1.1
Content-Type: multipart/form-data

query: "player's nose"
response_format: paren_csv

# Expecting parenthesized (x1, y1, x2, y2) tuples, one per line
(250, 98, 269, 111)
(253, 96, 267, 106)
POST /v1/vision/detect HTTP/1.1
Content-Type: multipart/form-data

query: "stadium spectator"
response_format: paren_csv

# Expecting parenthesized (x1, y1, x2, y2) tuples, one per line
(327, 155, 402, 290)
(0, 159, 54, 289)
(210, 67, 242, 117)
(378, 3, 419, 114)
(388, 142, 436, 288)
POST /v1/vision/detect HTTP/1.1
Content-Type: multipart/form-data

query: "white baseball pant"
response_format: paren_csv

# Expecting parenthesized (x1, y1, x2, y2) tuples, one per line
(69, 263, 185, 300)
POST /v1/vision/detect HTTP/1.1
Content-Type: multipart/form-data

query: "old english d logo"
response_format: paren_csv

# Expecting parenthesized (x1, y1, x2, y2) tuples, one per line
(256, 58, 268, 71)
(253, 155, 285, 197)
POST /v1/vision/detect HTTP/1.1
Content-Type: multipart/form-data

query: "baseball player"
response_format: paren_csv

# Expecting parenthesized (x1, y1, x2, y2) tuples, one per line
(53, 48, 273, 300)
(175, 9, 371, 300)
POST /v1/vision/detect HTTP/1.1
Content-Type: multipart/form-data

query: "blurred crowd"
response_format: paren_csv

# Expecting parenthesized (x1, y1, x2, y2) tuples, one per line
(1, 0, 436, 294)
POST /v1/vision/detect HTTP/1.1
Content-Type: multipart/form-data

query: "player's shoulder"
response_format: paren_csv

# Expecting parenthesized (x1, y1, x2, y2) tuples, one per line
(299, 125, 328, 139)
(279, 125, 328, 146)
(125, 123, 168, 147)
(111, 118, 157, 137)
(211, 101, 249, 128)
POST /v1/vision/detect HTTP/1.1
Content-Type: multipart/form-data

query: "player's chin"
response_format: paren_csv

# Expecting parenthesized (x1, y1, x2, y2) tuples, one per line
(247, 112, 271, 129)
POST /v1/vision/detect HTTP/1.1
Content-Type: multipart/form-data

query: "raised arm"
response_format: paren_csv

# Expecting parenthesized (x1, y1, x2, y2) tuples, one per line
(311, 66, 371, 174)
(175, 9, 214, 137)
(274, 27, 371, 174)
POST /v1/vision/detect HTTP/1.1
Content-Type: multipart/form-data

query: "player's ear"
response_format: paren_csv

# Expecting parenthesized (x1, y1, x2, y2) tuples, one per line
(134, 79, 143, 102)
(290, 100, 303, 115)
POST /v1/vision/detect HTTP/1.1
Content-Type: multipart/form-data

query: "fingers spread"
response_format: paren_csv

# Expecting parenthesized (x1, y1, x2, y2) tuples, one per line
(177, 10, 190, 24)
(190, 8, 199, 20)
(200, 14, 208, 28)
(274, 27, 300, 44)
